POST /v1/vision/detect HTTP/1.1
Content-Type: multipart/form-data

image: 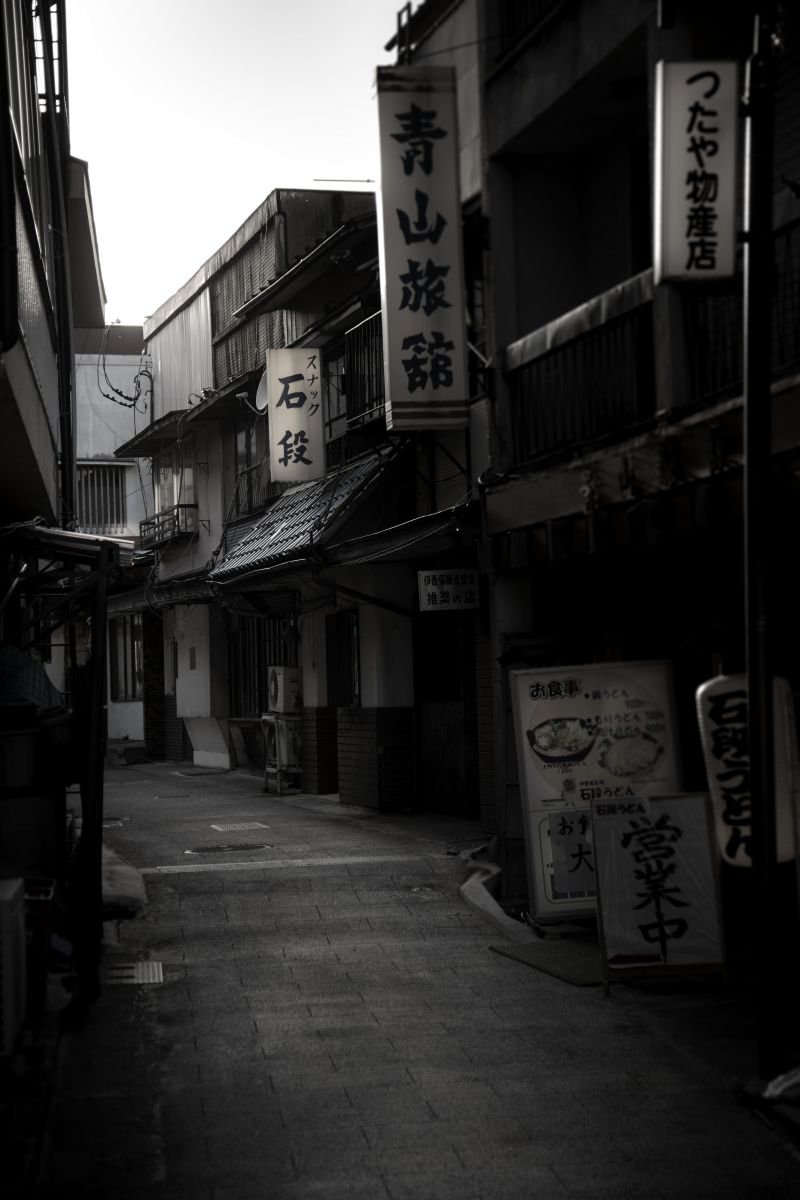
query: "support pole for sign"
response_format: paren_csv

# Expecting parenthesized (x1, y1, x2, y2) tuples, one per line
(742, 4, 783, 1083)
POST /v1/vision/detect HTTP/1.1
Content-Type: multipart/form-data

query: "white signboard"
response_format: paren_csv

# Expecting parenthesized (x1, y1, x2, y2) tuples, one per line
(418, 569, 478, 612)
(510, 660, 681, 919)
(592, 793, 724, 977)
(376, 65, 469, 431)
(267, 348, 324, 483)
(654, 60, 738, 283)
(696, 674, 798, 867)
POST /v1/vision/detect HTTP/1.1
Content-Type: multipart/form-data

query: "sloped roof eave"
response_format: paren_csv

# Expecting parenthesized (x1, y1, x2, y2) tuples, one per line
(209, 451, 396, 587)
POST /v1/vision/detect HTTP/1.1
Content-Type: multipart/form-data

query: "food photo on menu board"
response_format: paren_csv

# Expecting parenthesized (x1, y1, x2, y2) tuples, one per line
(511, 659, 682, 810)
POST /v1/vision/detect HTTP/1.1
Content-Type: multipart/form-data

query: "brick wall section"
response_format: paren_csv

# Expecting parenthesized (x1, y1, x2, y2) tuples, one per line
(301, 707, 338, 794)
(142, 609, 165, 760)
(338, 707, 415, 810)
(474, 628, 497, 831)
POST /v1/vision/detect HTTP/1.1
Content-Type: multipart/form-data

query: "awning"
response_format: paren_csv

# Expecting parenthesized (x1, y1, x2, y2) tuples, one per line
(1, 519, 133, 566)
(145, 569, 217, 609)
(114, 409, 190, 458)
(209, 450, 394, 587)
(326, 504, 479, 567)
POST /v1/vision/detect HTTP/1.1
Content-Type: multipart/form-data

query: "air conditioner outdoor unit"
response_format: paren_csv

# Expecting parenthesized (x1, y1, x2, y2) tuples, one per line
(0, 878, 26, 1058)
(261, 714, 302, 769)
(267, 666, 301, 714)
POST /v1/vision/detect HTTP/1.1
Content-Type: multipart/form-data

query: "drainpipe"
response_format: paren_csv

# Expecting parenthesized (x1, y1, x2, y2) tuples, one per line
(39, 2, 76, 529)
(0, 17, 18, 352)
(743, 2, 783, 1082)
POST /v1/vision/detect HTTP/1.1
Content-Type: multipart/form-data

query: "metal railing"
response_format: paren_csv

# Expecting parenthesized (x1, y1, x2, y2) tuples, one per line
(505, 281, 655, 468)
(344, 311, 385, 426)
(139, 504, 198, 549)
(684, 221, 800, 406)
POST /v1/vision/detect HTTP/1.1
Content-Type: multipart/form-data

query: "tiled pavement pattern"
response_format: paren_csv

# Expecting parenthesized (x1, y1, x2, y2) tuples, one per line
(30, 764, 800, 1199)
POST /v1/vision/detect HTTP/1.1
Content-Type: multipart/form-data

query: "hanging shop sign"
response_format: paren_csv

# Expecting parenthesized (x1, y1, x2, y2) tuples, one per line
(695, 674, 799, 868)
(266, 349, 325, 483)
(418, 569, 478, 612)
(376, 65, 469, 431)
(654, 60, 738, 283)
(509, 660, 682, 920)
(592, 793, 725, 980)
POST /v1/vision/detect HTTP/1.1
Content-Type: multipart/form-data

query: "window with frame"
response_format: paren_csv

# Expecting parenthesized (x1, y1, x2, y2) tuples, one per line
(156, 445, 194, 512)
(110, 613, 143, 701)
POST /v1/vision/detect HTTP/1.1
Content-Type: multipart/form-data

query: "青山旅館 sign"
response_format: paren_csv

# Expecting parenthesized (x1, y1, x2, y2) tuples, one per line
(375, 65, 469, 431)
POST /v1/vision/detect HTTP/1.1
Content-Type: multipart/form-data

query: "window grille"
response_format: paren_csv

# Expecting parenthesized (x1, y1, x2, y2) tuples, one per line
(76, 463, 127, 535)
(232, 616, 294, 716)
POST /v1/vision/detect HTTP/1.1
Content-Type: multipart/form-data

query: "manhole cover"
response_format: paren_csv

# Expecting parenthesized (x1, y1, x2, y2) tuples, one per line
(105, 961, 163, 985)
(211, 822, 269, 831)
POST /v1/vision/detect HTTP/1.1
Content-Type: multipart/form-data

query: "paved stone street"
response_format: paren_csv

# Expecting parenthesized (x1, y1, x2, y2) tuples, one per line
(26, 763, 800, 1198)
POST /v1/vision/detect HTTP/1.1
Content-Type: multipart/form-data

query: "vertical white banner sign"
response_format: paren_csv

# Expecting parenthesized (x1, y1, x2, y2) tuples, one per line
(654, 61, 739, 283)
(267, 348, 324, 483)
(376, 65, 469, 431)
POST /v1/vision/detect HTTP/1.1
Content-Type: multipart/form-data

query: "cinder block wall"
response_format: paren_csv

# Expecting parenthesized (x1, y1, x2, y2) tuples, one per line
(301, 707, 338, 794)
(337, 707, 414, 810)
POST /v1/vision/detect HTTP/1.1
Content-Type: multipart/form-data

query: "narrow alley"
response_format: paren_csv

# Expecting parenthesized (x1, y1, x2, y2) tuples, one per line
(26, 762, 800, 1200)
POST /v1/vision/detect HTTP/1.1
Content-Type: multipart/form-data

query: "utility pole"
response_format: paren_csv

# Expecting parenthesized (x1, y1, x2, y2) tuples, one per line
(742, 2, 784, 1083)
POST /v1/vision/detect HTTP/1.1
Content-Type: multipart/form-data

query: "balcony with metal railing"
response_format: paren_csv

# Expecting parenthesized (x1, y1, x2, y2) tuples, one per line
(502, 221, 800, 472)
(504, 272, 656, 470)
(684, 220, 800, 406)
(139, 504, 198, 549)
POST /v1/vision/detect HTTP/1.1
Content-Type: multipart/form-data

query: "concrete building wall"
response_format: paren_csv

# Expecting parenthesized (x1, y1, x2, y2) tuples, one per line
(175, 603, 211, 719)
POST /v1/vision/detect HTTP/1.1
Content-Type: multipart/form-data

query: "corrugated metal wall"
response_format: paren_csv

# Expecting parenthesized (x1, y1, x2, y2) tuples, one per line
(149, 290, 213, 419)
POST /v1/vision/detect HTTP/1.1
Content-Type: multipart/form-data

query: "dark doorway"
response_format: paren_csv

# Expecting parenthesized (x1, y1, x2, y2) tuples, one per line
(413, 611, 479, 817)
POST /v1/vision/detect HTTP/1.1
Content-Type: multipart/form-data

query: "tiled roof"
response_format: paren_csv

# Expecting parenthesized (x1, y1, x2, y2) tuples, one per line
(209, 453, 389, 584)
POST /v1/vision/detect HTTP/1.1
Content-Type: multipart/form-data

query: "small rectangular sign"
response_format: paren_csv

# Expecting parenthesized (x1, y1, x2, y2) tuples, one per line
(418, 569, 479, 611)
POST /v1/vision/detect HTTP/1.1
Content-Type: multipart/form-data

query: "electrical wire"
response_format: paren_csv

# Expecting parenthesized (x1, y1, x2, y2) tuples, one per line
(95, 325, 152, 410)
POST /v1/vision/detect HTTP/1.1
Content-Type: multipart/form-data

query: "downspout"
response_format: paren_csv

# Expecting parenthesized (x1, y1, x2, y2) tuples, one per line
(39, 1, 76, 529)
(0, 15, 18, 352)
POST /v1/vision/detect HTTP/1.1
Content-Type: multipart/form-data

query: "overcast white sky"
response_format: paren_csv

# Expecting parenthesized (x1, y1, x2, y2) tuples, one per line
(66, 0, 405, 325)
